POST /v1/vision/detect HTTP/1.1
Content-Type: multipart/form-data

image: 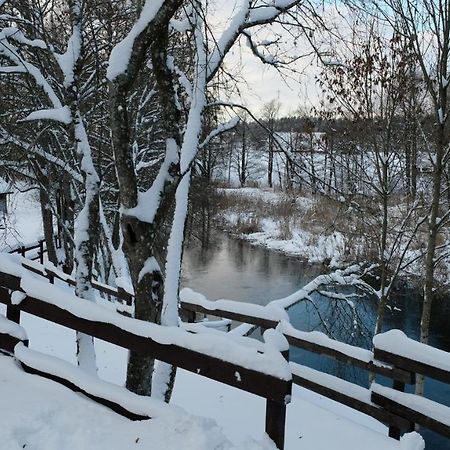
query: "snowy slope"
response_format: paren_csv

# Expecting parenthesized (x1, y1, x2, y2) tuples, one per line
(0, 355, 273, 450)
(0, 190, 43, 251)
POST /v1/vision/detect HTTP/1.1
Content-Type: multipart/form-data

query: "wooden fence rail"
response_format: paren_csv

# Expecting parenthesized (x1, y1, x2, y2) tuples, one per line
(8, 239, 46, 263)
(179, 297, 450, 441)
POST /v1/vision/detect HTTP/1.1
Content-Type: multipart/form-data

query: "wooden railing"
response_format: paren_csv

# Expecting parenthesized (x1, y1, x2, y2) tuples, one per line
(3, 249, 450, 445)
(8, 239, 46, 263)
(181, 297, 450, 442)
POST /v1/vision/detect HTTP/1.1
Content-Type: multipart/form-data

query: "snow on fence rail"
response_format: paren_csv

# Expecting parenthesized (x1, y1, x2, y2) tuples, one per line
(5, 247, 450, 444)
(0, 254, 291, 449)
(13, 343, 178, 422)
(20, 259, 134, 306)
(371, 330, 450, 439)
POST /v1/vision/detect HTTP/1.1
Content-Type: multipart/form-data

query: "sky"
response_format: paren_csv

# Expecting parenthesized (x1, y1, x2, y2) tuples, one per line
(225, 42, 321, 117)
(209, 0, 330, 117)
(208, 1, 407, 119)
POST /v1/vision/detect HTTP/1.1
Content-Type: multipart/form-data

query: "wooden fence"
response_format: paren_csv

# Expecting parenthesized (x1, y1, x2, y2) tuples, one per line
(3, 247, 450, 446)
(0, 260, 290, 449)
(8, 239, 46, 263)
(180, 296, 450, 441)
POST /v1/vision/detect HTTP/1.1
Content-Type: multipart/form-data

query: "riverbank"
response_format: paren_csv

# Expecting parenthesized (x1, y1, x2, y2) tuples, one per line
(215, 187, 357, 266)
(213, 187, 438, 286)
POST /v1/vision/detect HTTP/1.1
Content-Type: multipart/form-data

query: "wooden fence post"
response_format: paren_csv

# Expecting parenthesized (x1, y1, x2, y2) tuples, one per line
(265, 348, 289, 450)
(117, 287, 132, 306)
(388, 379, 405, 439)
(6, 307, 20, 324)
(265, 399, 287, 449)
(39, 240, 44, 264)
(372, 346, 416, 440)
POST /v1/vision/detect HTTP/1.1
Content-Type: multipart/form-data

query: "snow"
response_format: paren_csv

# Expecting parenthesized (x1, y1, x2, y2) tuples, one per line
(124, 138, 178, 223)
(0, 27, 47, 49)
(170, 17, 191, 33)
(107, 0, 165, 81)
(182, 321, 265, 353)
(14, 343, 178, 420)
(161, 173, 191, 327)
(219, 188, 345, 264)
(180, 287, 290, 323)
(400, 433, 426, 450)
(24, 106, 72, 124)
(207, 2, 251, 77)
(232, 216, 345, 264)
(55, 22, 81, 87)
(0, 176, 10, 194)
(218, 187, 285, 204)
(137, 256, 160, 283)
(372, 382, 450, 428)
(290, 361, 371, 404)
(0, 315, 27, 341)
(172, 369, 424, 450)
(263, 328, 289, 352)
(0, 355, 272, 450)
(373, 329, 450, 373)
(279, 321, 373, 363)
(0, 347, 424, 450)
(0, 190, 43, 252)
(11, 290, 26, 305)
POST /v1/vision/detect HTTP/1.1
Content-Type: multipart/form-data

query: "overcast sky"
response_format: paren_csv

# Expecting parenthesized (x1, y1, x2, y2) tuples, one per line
(208, 1, 343, 118)
(225, 43, 321, 117)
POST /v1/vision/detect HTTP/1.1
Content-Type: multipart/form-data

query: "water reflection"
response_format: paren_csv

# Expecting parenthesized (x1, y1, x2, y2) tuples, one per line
(183, 233, 320, 304)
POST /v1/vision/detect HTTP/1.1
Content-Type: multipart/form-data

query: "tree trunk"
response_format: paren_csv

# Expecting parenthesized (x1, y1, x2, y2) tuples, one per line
(416, 122, 445, 396)
(38, 178, 58, 266)
(268, 134, 274, 188)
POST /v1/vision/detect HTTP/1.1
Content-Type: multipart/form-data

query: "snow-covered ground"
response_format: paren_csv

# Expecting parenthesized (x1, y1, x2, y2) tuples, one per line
(0, 189, 43, 251)
(0, 190, 425, 449)
(1, 355, 268, 450)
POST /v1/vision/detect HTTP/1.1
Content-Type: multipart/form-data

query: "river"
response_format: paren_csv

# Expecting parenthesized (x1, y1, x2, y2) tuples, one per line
(182, 233, 450, 449)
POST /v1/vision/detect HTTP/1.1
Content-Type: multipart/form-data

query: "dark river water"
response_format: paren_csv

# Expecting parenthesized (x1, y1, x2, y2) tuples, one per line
(182, 233, 450, 449)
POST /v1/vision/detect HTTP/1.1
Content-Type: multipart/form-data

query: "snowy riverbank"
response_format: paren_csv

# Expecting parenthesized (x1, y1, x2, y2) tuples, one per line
(215, 187, 439, 286)
(217, 187, 348, 266)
